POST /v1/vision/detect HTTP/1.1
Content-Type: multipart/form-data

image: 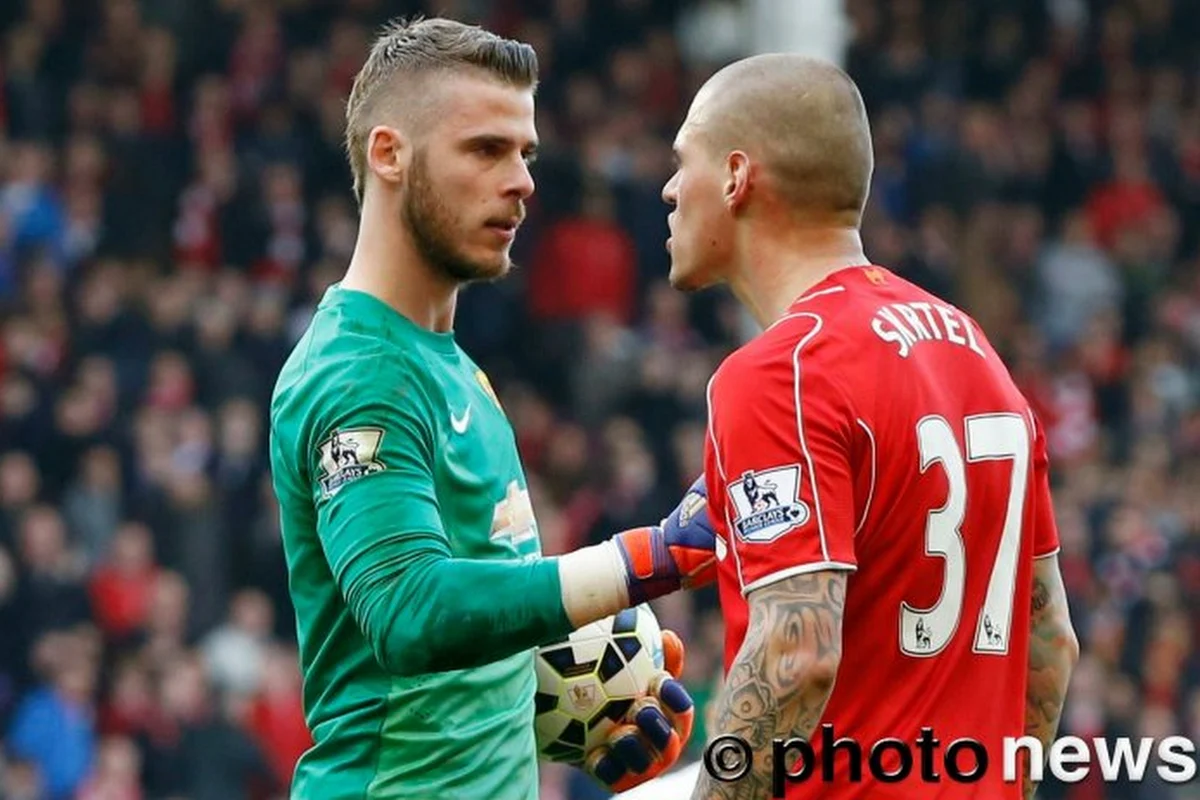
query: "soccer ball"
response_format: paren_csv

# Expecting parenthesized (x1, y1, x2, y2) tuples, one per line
(534, 604, 665, 764)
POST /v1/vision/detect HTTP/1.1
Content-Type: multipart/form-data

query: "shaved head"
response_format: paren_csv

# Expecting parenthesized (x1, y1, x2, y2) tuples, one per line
(685, 53, 873, 221)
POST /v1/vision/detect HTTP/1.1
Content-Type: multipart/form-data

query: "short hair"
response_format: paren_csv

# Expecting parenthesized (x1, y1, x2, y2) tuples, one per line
(696, 54, 873, 221)
(344, 17, 538, 204)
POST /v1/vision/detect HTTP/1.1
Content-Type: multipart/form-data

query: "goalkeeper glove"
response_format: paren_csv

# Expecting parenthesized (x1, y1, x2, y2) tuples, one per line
(612, 475, 717, 606)
(585, 628, 695, 793)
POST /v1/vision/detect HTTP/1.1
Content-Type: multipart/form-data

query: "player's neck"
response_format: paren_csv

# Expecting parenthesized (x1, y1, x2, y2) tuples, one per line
(732, 224, 867, 329)
(342, 198, 458, 333)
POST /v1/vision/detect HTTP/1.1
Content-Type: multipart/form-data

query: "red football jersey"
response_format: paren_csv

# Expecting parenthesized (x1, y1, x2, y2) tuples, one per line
(704, 265, 1060, 799)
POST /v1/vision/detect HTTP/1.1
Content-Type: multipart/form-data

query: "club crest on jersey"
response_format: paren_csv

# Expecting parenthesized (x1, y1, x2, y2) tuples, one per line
(317, 427, 385, 498)
(476, 369, 502, 410)
(727, 466, 809, 543)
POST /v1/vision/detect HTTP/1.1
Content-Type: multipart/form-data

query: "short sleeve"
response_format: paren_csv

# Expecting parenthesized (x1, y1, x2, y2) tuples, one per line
(1029, 410, 1061, 559)
(305, 377, 451, 603)
(707, 316, 858, 594)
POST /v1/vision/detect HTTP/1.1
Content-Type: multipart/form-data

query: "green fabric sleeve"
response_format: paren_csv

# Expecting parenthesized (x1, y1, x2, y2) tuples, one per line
(308, 385, 574, 677)
(371, 550, 572, 675)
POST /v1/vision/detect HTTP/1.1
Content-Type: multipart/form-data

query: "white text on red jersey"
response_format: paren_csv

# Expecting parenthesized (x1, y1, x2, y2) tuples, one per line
(871, 301, 987, 359)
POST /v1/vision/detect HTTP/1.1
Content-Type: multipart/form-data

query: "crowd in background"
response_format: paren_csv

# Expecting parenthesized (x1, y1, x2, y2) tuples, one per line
(0, 0, 1198, 798)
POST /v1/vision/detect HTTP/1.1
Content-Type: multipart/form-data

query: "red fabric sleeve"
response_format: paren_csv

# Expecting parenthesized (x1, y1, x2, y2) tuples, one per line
(707, 314, 858, 594)
(1029, 410, 1061, 559)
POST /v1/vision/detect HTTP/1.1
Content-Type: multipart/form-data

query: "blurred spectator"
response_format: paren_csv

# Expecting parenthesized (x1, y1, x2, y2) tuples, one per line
(138, 653, 278, 800)
(0, 755, 47, 800)
(77, 734, 143, 800)
(63, 445, 124, 567)
(0, 545, 20, 720)
(528, 180, 638, 326)
(139, 570, 190, 674)
(5, 630, 98, 800)
(11, 507, 90, 666)
(1036, 210, 1122, 351)
(0, 451, 39, 548)
(96, 658, 155, 741)
(246, 644, 311, 791)
(569, 315, 642, 426)
(0, 1, 1196, 798)
(88, 522, 158, 643)
(0, 141, 65, 281)
(201, 588, 274, 698)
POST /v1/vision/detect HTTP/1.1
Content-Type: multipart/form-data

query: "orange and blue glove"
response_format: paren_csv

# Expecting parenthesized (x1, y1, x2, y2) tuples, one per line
(612, 475, 717, 605)
(585, 628, 695, 793)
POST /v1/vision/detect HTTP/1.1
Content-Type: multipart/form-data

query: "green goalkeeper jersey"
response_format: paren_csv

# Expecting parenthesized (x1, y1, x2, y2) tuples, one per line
(270, 285, 569, 800)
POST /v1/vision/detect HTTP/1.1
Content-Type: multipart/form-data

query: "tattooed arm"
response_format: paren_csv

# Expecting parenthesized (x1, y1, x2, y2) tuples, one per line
(1022, 554, 1079, 799)
(691, 570, 848, 800)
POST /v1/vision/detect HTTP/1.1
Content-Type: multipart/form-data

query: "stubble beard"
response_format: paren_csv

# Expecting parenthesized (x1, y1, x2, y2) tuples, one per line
(403, 153, 511, 284)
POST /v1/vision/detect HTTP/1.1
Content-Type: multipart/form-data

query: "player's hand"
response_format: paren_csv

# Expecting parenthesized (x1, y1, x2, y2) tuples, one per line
(584, 629, 695, 793)
(612, 475, 717, 605)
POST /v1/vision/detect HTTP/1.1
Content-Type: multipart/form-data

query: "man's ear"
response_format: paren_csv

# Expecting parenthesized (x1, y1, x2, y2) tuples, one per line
(724, 150, 752, 214)
(366, 125, 411, 191)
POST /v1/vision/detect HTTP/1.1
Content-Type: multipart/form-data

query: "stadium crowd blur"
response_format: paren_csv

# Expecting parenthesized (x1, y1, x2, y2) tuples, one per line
(0, 0, 1199, 797)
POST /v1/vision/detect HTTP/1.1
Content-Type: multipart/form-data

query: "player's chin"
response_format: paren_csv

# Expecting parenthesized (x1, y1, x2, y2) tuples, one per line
(467, 248, 513, 282)
(667, 260, 708, 293)
(436, 247, 510, 284)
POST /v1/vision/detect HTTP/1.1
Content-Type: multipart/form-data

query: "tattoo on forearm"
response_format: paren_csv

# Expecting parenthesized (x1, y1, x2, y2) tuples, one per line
(693, 572, 846, 800)
(1031, 579, 1049, 614)
(1022, 570, 1076, 800)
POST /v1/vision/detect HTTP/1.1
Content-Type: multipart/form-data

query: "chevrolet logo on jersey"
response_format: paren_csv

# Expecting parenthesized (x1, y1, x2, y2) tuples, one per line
(728, 466, 810, 542)
(491, 480, 539, 555)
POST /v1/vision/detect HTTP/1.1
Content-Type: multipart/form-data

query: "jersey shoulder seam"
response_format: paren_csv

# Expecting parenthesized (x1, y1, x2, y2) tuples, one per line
(288, 335, 442, 485)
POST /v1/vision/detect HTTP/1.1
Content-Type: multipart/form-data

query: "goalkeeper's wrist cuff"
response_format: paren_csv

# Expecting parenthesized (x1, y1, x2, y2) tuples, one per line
(557, 540, 631, 628)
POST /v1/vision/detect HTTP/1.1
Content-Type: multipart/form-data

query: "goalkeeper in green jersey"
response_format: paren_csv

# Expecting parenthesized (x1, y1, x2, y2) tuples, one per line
(268, 16, 717, 800)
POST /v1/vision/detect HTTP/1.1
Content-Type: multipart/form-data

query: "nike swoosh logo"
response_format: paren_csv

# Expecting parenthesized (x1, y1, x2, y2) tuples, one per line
(450, 404, 471, 434)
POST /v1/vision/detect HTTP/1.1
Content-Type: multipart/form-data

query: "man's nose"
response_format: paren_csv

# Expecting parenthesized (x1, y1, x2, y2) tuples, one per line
(662, 172, 679, 205)
(506, 157, 535, 199)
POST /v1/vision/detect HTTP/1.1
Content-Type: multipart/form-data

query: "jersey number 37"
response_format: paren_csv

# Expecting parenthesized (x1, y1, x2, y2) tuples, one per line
(900, 413, 1030, 658)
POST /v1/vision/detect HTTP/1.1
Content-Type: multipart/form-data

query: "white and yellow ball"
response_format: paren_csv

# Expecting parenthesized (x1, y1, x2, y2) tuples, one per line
(534, 604, 665, 764)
